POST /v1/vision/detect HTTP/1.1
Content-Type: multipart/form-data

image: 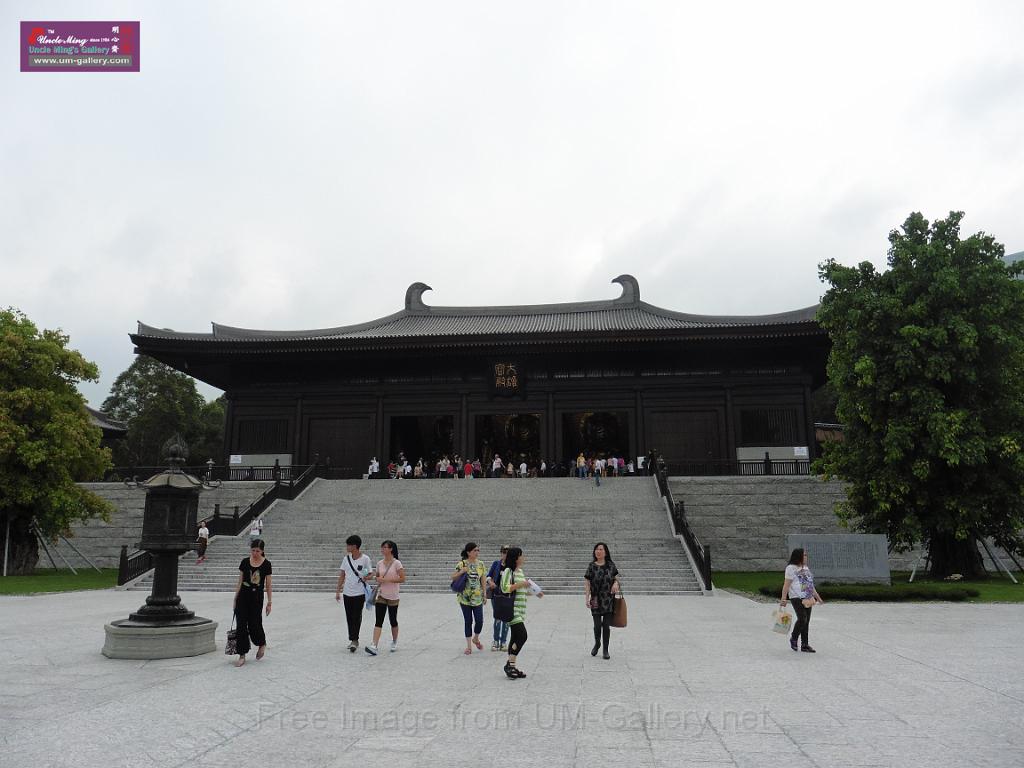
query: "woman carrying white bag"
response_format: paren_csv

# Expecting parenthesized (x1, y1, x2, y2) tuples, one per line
(780, 548, 823, 653)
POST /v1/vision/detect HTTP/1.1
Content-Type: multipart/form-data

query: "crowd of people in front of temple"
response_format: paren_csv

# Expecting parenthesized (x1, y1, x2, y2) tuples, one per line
(367, 452, 648, 480)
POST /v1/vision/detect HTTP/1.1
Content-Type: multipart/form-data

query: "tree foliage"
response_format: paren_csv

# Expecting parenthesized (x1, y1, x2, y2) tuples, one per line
(0, 309, 113, 574)
(193, 395, 226, 465)
(816, 212, 1024, 577)
(101, 356, 219, 467)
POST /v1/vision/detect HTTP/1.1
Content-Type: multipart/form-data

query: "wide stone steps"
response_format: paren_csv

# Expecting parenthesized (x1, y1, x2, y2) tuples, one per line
(130, 477, 704, 595)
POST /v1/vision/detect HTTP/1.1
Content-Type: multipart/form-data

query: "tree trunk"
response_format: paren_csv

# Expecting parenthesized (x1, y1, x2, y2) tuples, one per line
(0, 513, 40, 576)
(927, 530, 985, 579)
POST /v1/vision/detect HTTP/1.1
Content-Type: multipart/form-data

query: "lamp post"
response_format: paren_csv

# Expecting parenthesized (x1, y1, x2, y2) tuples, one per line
(103, 436, 219, 659)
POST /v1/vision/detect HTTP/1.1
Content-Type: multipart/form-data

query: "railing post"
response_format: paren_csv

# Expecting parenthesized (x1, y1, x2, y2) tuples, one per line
(703, 545, 712, 591)
(117, 545, 128, 586)
(764, 452, 772, 476)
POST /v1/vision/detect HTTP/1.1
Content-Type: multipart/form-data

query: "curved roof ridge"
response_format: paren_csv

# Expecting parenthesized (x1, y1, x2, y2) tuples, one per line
(211, 308, 410, 340)
(133, 276, 821, 341)
(635, 301, 820, 325)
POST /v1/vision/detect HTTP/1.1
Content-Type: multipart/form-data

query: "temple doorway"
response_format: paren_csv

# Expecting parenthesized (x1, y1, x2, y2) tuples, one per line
(388, 415, 455, 466)
(474, 413, 541, 473)
(562, 411, 630, 461)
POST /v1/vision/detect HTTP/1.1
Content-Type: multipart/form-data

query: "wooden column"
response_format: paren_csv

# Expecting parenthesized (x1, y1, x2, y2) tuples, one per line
(460, 393, 469, 456)
(547, 391, 555, 461)
(222, 394, 235, 465)
(630, 391, 638, 462)
(724, 387, 736, 462)
(803, 382, 816, 459)
(375, 395, 384, 461)
(293, 395, 303, 464)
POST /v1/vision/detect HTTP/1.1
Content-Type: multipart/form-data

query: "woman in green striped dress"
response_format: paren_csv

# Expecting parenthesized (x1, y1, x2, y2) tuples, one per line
(499, 546, 544, 679)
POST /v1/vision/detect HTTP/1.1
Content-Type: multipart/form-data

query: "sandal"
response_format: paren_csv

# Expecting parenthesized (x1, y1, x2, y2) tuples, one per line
(235, 656, 246, 667)
(255, 646, 266, 660)
(473, 638, 484, 650)
(464, 647, 472, 655)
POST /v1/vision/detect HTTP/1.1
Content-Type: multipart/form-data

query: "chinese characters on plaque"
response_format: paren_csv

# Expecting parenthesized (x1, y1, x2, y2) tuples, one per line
(492, 362, 523, 397)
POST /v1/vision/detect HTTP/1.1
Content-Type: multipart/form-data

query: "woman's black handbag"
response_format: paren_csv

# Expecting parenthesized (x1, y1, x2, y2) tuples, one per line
(224, 615, 237, 655)
(491, 570, 515, 622)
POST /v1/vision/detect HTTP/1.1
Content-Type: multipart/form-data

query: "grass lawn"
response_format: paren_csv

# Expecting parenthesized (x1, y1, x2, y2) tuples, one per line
(713, 570, 1024, 603)
(0, 568, 119, 595)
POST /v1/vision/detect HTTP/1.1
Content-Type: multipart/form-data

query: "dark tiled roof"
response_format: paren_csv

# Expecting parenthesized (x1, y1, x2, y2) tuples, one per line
(135, 275, 820, 343)
(86, 406, 127, 434)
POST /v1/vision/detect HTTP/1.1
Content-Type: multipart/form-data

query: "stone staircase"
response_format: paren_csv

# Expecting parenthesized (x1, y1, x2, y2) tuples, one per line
(131, 476, 703, 595)
(57, 482, 275, 569)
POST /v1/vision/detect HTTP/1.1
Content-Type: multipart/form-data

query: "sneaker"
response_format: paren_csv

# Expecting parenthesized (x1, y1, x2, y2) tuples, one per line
(491, 642, 500, 652)
(503, 662, 519, 680)
(364, 644, 378, 656)
(348, 641, 357, 653)
(801, 646, 817, 653)
(499, 644, 507, 651)
(512, 666, 527, 678)
(390, 641, 398, 653)
(790, 637, 798, 652)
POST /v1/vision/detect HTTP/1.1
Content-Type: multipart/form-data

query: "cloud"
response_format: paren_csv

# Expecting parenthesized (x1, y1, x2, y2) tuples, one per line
(2, 0, 1022, 407)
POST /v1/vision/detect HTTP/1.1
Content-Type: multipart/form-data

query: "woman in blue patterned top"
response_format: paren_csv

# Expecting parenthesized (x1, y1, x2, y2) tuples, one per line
(780, 548, 824, 653)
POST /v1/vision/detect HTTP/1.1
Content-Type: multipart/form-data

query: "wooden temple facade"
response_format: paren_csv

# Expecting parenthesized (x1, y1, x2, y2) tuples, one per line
(130, 275, 828, 473)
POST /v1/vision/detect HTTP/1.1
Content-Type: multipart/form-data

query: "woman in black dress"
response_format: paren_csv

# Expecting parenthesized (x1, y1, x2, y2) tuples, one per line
(233, 538, 273, 667)
(584, 542, 620, 659)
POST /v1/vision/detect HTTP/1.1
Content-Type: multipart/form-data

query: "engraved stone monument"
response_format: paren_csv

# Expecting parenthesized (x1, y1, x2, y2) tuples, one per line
(786, 533, 890, 584)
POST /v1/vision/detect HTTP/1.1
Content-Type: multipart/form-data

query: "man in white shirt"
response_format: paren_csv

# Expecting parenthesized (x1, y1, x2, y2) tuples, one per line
(519, 460, 527, 478)
(335, 534, 373, 652)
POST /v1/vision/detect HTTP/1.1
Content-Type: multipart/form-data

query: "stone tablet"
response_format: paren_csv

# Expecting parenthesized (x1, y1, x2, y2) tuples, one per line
(786, 533, 890, 584)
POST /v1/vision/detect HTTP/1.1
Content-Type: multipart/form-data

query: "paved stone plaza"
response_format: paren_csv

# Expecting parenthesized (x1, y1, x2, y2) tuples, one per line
(1, 589, 1022, 768)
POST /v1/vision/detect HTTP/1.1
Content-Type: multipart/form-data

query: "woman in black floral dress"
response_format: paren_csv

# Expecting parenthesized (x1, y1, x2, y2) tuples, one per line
(584, 542, 620, 659)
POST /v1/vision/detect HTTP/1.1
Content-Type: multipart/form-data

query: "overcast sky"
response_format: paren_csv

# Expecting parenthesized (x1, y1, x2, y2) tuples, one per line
(4, 1, 1023, 407)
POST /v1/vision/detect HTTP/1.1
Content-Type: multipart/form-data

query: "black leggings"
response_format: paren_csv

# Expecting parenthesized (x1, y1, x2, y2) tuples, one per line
(592, 612, 612, 653)
(375, 602, 399, 628)
(342, 594, 365, 642)
(508, 622, 528, 656)
(791, 600, 812, 646)
(234, 590, 266, 656)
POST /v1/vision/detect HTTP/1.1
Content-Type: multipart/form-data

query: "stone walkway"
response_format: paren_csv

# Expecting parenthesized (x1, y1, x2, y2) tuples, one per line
(1, 589, 1022, 767)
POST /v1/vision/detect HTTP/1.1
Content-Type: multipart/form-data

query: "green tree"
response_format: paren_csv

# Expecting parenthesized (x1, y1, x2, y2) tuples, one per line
(101, 356, 206, 468)
(0, 309, 113, 575)
(192, 395, 226, 465)
(817, 212, 1024, 578)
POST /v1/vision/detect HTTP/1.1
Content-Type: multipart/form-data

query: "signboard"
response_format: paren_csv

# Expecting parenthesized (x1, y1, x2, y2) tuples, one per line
(490, 362, 523, 397)
(229, 455, 243, 465)
(21, 21, 140, 72)
(785, 534, 890, 584)
(793, 446, 809, 458)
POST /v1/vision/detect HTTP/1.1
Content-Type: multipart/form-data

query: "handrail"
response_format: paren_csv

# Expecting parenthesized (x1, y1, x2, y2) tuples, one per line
(652, 455, 712, 592)
(96, 464, 307, 483)
(121, 463, 320, 584)
(208, 464, 317, 536)
(662, 459, 812, 476)
(116, 544, 153, 586)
